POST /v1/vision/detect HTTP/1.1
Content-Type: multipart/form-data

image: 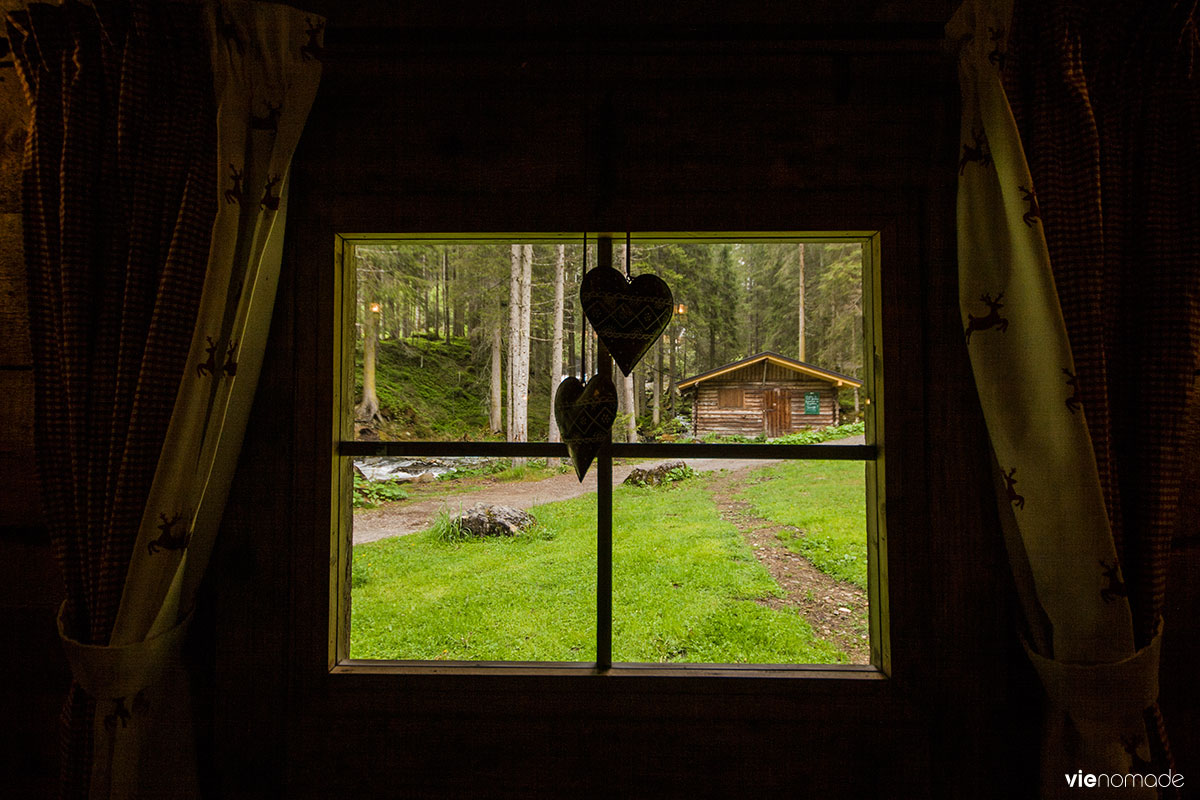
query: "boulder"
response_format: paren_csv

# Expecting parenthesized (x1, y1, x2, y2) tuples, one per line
(456, 503, 535, 537)
(622, 460, 690, 487)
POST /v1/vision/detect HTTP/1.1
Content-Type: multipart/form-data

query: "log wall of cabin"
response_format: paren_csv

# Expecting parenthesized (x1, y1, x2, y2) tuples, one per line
(692, 379, 838, 437)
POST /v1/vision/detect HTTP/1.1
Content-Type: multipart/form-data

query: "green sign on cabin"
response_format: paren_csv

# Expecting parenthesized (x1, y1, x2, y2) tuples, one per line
(804, 391, 821, 415)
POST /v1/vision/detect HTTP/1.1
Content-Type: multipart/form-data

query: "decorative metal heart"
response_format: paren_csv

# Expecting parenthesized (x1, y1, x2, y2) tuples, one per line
(554, 373, 617, 481)
(580, 267, 674, 376)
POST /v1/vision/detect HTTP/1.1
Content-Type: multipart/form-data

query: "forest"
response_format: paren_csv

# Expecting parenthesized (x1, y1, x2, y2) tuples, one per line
(352, 238, 864, 443)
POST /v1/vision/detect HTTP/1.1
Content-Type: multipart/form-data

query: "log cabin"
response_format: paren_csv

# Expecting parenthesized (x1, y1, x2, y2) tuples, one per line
(679, 351, 861, 438)
(0, 1, 1196, 797)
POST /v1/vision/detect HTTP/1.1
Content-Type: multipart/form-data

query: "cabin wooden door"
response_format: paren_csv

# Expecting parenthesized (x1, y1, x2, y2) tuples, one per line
(762, 387, 791, 437)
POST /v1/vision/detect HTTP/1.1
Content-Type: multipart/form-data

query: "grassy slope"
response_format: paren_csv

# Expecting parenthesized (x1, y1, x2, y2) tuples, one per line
(358, 335, 552, 440)
(351, 476, 844, 663)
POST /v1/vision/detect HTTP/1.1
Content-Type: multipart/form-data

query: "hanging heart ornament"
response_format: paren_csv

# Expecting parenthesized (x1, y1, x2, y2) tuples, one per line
(554, 373, 618, 481)
(580, 266, 674, 376)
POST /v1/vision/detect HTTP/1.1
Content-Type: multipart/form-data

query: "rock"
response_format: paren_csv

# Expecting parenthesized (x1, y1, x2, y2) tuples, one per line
(456, 504, 535, 537)
(622, 460, 690, 487)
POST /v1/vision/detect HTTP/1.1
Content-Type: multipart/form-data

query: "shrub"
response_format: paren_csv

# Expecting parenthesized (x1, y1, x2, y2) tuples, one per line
(353, 474, 410, 508)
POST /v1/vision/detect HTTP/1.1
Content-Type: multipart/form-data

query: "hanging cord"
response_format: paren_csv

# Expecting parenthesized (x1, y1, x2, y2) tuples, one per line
(625, 230, 631, 278)
(580, 232, 588, 379)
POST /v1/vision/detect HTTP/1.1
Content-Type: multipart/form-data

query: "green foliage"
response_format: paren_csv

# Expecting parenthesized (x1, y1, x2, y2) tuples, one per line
(640, 413, 690, 441)
(625, 463, 696, 488)
(693, 421, 862, 446)
(430, 508, 470, 543)
(437, 459, 511, 480)
(353, 474, 409, 509)
(771, 420, 865, 445)
(701, 431, 766, 444)
(437, 458, 567, 483)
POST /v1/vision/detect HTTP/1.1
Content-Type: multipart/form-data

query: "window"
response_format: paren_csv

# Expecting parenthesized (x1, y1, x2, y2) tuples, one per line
(333, 233, 885, 672)
(717, 387, 744, 408)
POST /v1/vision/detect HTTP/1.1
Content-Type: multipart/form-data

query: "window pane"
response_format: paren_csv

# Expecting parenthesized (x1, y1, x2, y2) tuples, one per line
(349, 455, 597, 661)
(342, 235, 872, 666)
(349, 240, 594, 443)
(611, 458, 869, 665)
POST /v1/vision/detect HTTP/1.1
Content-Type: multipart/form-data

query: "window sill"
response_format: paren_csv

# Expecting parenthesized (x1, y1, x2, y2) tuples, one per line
(332, 660, 887, 680)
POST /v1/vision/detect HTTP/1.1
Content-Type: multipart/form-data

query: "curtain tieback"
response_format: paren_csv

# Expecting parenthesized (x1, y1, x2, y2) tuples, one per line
(1023, 620, 1163, 724)
(56, 601, 192, 702)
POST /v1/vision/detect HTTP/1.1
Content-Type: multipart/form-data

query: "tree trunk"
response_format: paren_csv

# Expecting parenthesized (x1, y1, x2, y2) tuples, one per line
(797, 242, 807, 361)
(427, 253, 436, 335)
(441, 249, 450, 341)
(356, 302, 383, 425)
(513, 244, 532, 465)
(452, 255, 464, 338)
(587, 331, 595, 377)
(668, 326, 678, 417)
(652, 337, 662, 426)
(623, 372, 637, 442)
(634, 365, 643, 419)
(567, 302, 576, 379)
(490, 322, 503, 434)
(548, 245, 565, 464)
(507, 245, 520, 441)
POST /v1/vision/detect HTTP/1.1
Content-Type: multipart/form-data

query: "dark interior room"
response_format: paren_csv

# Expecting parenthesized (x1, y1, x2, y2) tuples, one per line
(1, 0, 1196, 797)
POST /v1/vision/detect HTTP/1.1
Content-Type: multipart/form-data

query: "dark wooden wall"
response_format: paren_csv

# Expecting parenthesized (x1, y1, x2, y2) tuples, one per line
(0, 0, 67, 794)
(1, 1, 1195, 797)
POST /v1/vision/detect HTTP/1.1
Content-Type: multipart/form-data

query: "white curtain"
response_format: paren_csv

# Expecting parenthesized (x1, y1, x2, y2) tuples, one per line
(56, 2, 322, 796)
(949, 1, 1162, 796)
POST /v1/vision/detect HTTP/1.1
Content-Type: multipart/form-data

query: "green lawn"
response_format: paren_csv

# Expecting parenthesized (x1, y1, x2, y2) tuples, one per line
(350, 464, 863, 663)
(738, 460, 868, 589)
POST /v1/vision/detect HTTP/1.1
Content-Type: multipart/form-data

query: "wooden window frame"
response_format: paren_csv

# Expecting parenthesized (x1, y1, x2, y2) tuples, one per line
(716, 387, 745, 408)
(328, 231, 888, 678)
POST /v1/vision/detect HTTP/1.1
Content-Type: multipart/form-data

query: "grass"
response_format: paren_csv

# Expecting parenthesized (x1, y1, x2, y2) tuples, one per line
(350, 474, 848, 663)
(611, 478, 843, 663)
(738, 460, 868, 589)
(351, 496, 596, 661)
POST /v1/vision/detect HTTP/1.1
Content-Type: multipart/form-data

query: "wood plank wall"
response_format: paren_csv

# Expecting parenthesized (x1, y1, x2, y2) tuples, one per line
(0, 2, 68, 793)
(220, 6, 1039, 796)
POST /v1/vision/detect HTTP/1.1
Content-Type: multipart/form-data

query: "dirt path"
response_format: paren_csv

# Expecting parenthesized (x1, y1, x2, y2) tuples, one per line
(352, 457, 783, 544)
(706, 468, 870, 664)
(353, 435, 866, 545)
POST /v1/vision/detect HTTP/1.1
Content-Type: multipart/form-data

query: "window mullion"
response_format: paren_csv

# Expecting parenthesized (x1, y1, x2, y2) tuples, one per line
(597, 447, 613, 670)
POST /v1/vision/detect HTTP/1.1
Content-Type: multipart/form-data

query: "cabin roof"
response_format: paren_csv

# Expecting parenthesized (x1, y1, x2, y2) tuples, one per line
(676, 351, 862, 390)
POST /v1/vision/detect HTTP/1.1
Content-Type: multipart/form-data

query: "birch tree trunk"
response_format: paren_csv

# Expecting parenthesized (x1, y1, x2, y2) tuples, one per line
(507, 245, 520, 441)
(512, 244, 532, 465)
(797, 242, 807, 361)
(489, 322, 502, 433)
(548, 244, 565, 465)
(623, 372, 637, 442)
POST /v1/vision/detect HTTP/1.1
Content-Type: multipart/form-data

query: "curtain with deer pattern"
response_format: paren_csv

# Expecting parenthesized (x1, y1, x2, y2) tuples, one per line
(8, 1, 321, 797)
(950, 0, 1196, 795)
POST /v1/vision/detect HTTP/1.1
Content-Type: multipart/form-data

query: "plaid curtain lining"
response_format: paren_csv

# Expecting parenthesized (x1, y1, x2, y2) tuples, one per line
(1004, 0, 1199, 778)
(7, 2, 216, 797)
